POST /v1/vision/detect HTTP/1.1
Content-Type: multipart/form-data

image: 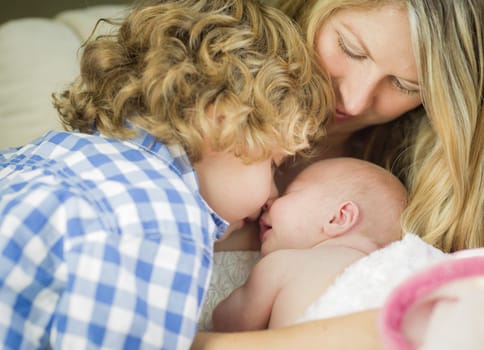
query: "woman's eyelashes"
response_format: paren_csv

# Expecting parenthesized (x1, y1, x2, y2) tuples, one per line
(391, 78, 420, 95)
(337, 32, 420, 96)
(337, 32, 366, 60)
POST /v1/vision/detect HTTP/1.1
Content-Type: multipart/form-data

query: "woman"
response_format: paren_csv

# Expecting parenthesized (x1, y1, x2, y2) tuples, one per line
(273, 0, 483, 253)
(193, 0, 483, 348)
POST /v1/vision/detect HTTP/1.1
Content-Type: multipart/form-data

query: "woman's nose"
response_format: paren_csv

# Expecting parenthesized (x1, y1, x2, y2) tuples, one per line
(339, 70, 379, 116)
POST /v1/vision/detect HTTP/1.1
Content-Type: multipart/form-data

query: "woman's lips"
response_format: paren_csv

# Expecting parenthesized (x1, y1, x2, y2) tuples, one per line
(335, 109, 353, 122)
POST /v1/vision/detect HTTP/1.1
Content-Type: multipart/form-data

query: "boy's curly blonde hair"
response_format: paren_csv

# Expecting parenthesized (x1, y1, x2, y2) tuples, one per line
(54, 0, 333, 162)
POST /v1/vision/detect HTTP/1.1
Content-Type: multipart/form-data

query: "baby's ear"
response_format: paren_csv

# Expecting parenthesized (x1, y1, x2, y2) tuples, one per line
(324, 201, 359, 237)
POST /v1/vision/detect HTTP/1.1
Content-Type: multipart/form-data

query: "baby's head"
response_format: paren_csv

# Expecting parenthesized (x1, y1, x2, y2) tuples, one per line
(259, 157, 407, 256)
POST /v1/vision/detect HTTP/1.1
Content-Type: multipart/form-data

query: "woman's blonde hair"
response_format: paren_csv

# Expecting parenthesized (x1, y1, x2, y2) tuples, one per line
(54, 0, 333, 163)
(267, 0, 484, 252)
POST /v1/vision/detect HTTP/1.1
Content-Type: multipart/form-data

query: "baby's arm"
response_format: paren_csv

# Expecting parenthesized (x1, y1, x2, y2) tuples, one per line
(212, 251, 286, 331)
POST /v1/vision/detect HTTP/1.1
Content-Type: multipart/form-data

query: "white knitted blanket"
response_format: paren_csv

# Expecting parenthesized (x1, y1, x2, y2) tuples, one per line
(298, 234, 446, 322)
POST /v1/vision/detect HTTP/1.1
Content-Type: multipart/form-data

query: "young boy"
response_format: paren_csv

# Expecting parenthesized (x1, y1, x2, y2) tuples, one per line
(212, 157, 407, 331)
(0, 0, 331, 348)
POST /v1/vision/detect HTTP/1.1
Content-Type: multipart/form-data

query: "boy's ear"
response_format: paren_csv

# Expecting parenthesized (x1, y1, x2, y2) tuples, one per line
(324, 201, 359, 237)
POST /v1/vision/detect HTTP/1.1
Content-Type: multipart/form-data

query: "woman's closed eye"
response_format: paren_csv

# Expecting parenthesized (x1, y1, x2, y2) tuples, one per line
(391, 77, 420, 95)
(337, 32, 366, 60)
(338, 32, 420, 96)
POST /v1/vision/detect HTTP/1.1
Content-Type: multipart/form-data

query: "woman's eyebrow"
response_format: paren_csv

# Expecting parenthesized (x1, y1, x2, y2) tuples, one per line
(341, 22, 372, 59)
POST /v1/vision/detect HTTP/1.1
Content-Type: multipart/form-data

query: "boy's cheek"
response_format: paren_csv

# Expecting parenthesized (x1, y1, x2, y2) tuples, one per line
(246, 207, 262, 222)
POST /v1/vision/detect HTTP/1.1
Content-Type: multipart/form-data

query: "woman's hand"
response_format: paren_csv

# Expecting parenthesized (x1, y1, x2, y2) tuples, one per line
(191, 308, 382, 350)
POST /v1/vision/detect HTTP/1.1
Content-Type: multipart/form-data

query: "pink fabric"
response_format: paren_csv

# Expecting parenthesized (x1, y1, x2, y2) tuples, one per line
(379, 255, 484, 350)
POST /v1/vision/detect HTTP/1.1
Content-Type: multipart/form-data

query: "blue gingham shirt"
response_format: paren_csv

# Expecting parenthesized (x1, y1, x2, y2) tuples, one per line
(0, 130, 228, 350)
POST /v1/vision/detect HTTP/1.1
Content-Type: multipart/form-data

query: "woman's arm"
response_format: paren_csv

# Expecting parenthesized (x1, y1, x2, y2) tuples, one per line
(192, 308, 382, 350)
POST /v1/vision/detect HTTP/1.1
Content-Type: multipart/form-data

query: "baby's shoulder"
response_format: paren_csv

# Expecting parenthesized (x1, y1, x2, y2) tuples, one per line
(257, 249, 318, 275)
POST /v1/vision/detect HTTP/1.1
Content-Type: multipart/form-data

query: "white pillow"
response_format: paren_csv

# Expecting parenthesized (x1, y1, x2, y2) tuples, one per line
(0, 5, 127, 150)
(0, 18, 80, 149)
(56, 5, 128, 42)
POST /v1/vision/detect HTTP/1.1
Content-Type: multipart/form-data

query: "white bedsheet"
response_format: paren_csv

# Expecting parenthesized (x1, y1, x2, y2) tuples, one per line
(198, 250, 261, 331)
